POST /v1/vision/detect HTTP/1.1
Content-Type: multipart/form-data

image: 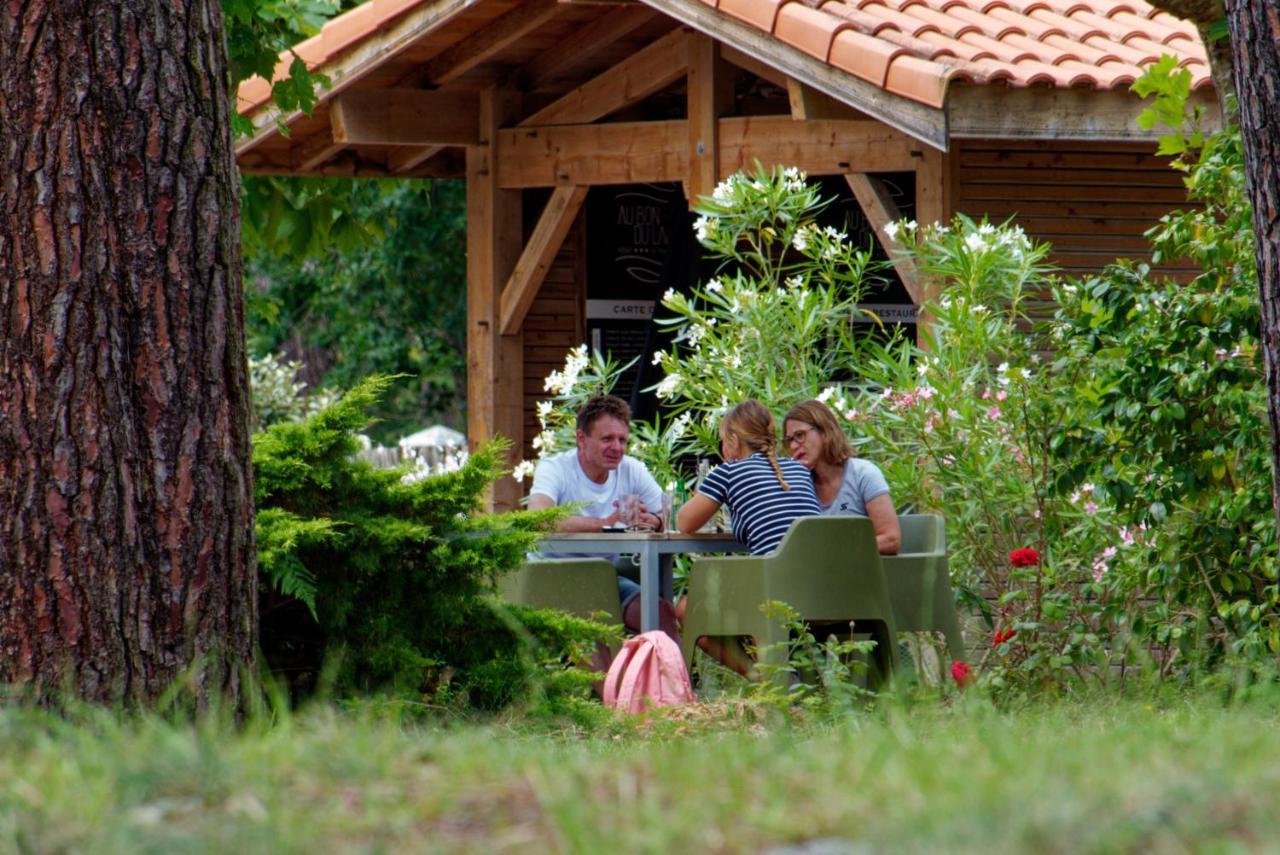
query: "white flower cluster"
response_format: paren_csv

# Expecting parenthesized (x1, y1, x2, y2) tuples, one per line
(883, 219, 918, 242)
(693, 214, 717, 242)
(512, 460, 536, 483)
(543, 344, 589, 395)
(656, 372, 682, 400)
(782, 166, 807, 192)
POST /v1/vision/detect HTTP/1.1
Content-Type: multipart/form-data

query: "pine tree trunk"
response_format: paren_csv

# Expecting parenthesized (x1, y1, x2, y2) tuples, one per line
(1225, 0, 1280, 556)
(0, 1, 256, 704)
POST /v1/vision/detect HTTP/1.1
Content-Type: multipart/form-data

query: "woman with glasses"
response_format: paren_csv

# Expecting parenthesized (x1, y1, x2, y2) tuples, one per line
(782, 400, 901, 555)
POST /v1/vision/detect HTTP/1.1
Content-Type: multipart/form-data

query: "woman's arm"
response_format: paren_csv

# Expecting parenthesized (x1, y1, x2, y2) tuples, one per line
(676, 492, 721, 534)
(865, 493, 901, 555)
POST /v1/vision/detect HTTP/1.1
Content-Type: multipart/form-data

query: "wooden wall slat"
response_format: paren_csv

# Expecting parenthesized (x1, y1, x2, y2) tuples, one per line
(954, 140, 1196, 282)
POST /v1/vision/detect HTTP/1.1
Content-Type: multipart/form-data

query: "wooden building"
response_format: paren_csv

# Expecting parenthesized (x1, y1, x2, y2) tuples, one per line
(235, 0, 1218, 508)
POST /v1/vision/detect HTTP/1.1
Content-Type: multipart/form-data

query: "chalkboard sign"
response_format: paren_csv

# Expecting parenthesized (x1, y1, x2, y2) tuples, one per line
(585, 183, 700, 420)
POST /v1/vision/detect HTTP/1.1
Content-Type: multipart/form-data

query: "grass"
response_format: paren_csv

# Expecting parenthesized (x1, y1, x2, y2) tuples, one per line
(2, 687, 1279, 853)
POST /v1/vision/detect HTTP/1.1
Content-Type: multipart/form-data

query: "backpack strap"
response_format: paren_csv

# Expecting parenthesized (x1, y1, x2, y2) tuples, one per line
(616, 641, 657, 714)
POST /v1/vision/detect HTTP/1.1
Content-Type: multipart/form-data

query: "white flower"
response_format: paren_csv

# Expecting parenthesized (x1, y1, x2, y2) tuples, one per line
(884, 221, 900, 242)
(965, 233, 986, 252)
(536, 400, 553, 420)
(916, 360, 930, 376)
(663, 287, 677, 303)
(706, 277, 723, 293)
(903, 220, 918, 233)
(785, 275, 804, 289)
(792, 229, 809, 252)
(531, 429, 556, 451)
(693, 215, 715, 241)
(996, 362, 1009, 374)
(651, 349, 666, 366)
(1020, 368, 1031, 379)
(656, 373, 681, 400)
(727, 353, 741, 369)
(818, 386, 838, 404)
(669, 412, 692, 438)
(512, 460, 536, 483)
(978, 222, 997, 235)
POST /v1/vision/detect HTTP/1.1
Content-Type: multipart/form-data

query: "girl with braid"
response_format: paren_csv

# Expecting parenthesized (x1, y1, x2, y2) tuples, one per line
(675, 399, 822, 674)
(676, 399, 821, 553)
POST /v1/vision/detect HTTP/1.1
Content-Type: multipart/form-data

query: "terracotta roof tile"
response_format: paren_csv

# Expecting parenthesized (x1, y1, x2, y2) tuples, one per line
(720, 0, 786, 31)
(236, 0, 1214, 123)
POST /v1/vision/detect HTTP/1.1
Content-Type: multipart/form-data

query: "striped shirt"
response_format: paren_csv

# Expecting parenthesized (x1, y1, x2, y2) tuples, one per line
(698, 453, 822, 554)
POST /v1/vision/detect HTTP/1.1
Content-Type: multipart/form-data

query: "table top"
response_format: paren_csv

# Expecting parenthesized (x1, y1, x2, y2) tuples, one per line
(540, 530, 740, 543)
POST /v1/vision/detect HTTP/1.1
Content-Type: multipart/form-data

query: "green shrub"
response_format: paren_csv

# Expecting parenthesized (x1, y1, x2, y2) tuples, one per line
(253, 376, 618, 710)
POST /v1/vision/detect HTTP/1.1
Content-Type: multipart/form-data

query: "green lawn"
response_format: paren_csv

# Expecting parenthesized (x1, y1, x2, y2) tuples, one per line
(3, 690, 1278, 853)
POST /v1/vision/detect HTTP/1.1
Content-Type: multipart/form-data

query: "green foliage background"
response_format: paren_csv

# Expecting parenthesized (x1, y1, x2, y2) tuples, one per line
(244, 180, 469, 443)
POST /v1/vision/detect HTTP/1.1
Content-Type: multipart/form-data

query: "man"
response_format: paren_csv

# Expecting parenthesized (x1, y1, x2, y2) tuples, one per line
(528, 394, 679, 638)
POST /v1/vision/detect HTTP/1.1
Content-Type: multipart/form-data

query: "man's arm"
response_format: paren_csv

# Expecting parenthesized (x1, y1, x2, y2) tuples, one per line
(528, 492, 623, 531)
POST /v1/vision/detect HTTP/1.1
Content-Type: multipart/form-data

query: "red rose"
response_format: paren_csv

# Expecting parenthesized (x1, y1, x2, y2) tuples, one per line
(992, 627, 1017, 646)
(951, 661, 973, 687)
(1009, 547, 1040, 567)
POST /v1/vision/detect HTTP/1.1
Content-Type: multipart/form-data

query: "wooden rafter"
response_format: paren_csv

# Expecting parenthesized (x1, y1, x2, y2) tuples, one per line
(508, 5, 659, 91)
(498, 116, 918, 187)
(296, 131, 348, 171)
(519, 27, 690, 127)
(787, 79, 862, 121)
(844, 173, 924, 304)
(330, 89, 480, 146)
(388, 145, 448, 174)
(499, 185, 589, 335)
(423, 0, 563, 86)
(720, 44, 787, 89)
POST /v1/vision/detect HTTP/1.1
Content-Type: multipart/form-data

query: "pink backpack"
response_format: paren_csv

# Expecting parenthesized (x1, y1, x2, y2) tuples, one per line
(602, 631, 696, 714)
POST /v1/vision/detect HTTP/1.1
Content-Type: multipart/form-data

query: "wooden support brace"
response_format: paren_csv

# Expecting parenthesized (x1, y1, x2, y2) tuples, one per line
(844, 173, 925, 305)
(499, 184, 589, 335)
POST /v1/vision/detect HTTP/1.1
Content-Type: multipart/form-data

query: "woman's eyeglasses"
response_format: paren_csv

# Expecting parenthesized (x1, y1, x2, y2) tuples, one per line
(784, 427, 815, 447)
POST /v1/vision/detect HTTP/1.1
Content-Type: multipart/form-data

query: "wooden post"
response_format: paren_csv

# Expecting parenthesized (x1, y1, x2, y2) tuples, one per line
(467, 88, 525, 511)
(913, 146, 948, 343)
(686, 33, 732, 208)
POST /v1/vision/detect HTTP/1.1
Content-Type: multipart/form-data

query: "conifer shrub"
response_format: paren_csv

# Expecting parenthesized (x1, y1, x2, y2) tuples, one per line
(253, 376, 617, 710)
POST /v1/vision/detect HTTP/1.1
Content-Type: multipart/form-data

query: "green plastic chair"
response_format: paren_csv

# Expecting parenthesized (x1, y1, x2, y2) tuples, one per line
(680, 516, 899, 685)
(497, 559, 624, 624)
(882, 514, 966, 662)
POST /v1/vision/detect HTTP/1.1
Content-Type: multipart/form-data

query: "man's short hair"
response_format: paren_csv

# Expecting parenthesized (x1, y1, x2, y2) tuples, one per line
(576, 394, 631, 434)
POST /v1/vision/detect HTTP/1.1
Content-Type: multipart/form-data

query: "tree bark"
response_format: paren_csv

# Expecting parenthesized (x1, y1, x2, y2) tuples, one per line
(1224, 0, 1280, 558)
(0, 1, 256, 704)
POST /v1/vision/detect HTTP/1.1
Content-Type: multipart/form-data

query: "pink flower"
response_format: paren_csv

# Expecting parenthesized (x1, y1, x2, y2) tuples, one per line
(951, 661, 973, 687)
(1084, 501, 1098, 515)
(996, 390, 1008, 402)
(987, 406, 1002, 420)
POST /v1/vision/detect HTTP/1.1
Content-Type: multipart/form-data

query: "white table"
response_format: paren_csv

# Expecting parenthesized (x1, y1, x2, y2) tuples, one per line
(536, 531, 749, 632)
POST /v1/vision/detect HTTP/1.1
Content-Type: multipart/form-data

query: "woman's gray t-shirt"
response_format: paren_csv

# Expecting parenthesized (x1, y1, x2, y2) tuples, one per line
(819, 457, 891, 516)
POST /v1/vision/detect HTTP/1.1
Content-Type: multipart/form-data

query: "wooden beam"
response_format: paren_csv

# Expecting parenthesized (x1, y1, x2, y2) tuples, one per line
(499, 116, 918, 187)
(845, 173, 924, 305)
(947, 86, 1223, 141)
(686, 33, 729, 209)
(499, 185, 589, 335)
(637, 0, 947, 150)
(720, 44, 787, 89)
(468, 89, 525, 511)
(330, 89, 480, 146)
(787, 78, 862, 121)
(520, 28, 690, 126)
(425, 0, 563, 86)
(509, 5, 659, 91)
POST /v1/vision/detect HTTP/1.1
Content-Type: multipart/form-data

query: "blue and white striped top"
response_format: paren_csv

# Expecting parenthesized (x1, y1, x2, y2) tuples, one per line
(698, 453, 822, 554)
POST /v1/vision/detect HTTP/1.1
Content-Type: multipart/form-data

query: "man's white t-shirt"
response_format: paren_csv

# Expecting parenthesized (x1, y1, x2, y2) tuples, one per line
(529, 449, 663, 521)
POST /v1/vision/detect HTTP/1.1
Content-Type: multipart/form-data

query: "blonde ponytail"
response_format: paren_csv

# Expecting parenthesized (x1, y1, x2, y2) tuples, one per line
(721, 400, 789, 489)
